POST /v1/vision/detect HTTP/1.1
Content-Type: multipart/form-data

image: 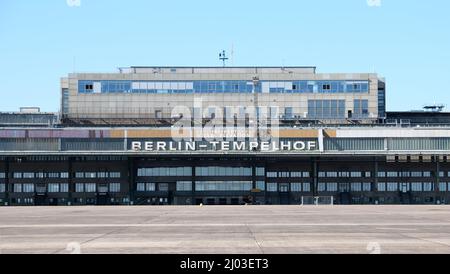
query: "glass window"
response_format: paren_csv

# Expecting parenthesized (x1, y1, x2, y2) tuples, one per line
(48, 183, 60, 193)
(75, 172, 84, 178)
(351, 183, 362, 192)
(14, 184, 22, 193)
(377, 183, 386, 192)
(60, 172, 69, 178)
(267, 183, 277, 192)
(362, 183, 371, 192)
(439, 182, 447, 192)
(302, 183, 311, 192)
(291, 183, 302, 192)
(60, 183, 69, 193)
(13, 172, 23, 179)
(387, 172, 398, 177)
(387, 182, 398, 192)
(327, 183, 338, 192)
(23, 184, 34, 193)
(267, 172, 277, 178)
(176, 181, 192, 191)
(0, 184, 5, 193)
(109, 172, 121, 178)
(256, 181, 265, 191)
(317, 183, 326, 192)
(109, 183, 121, 193)
(350, 172, 362, 178)
(411, 183, 423, 192)
(423, 171, 432, 177)
(423, 182, 433, 191)
(85, 183, 96, 193)
(0, 173, 5, 179)
(85, 172, 97, 178)
(256, 167, 266, 176)
(158, 183, 169, 192)
(411, 171, 422, 177)
(377, 171, 386, 178)
(75, 183, 84, 192)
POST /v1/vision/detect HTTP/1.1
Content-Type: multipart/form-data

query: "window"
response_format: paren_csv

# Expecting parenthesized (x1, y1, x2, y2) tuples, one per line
(75, 172, 84, 178)
(176, 181, 192, 191)
(354, 99, 369, 118)
(362, 183, 371, 192)
(308, 100, 345, 119)
(36, 172, 45, 178)
(195, 181, 253, 191)
(439, 171, 445, 178)
(439, 182, 447, 192)
(411, 183, 422, 192)
(256, 167, 265, 176)
(303, 172, 310, 178)
(22, 172, 34, 179)
(0, 173, 5, 179)
(85, 183, 96, 193)
(109, 183, 121, 193)
(377, 171, 386, 178)
(137, 183, 156, 192)
(318, 172, 326, 178)
(279, 172, 290, 178)
(60, 172, 69, 178)
(109, 172, 121, 178)
(351, 183, 362, 192)
(377, 183, 386, 192)
(267, 183, 277, 192)
(60, 183, 69, 193)
(291, 183, 302, 192)
(97, 172, 107, 178)
(14, 184, 22, 193)
(326, 172, 338, 178)
(13, 172, 22, 179)
(411, 171, 422, 177)
(365, 172, 371, 178)
(291, 172, 302, 178)
(75, 183, 84, 193)
(158, 183, 169, 192)
(317, 183, 326, 192)
(423, 171, 432, 177)
(23, 184, 34, 193)
(423, 182, 433, 191)
(0, 184, 5, 193)
(387, 172, 398, 177)
(138, 167, 192, 177)
(327, 183, 338, 192)
(256, 181, 265, 191)
(387, 182, 398, 192)
(85, 172, 97, 179)
(267, 172, 277, 178)
(302, 183, 311, 192)
(48, 183, 60, 193)
(350, 172, 362, 178)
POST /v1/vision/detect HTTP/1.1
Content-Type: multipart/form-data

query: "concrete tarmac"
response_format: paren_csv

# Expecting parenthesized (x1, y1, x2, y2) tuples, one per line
(1, 205, 450, 254)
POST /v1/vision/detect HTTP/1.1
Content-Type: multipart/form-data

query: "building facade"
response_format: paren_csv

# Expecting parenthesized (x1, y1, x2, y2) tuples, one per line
(1, 66, 449, 206)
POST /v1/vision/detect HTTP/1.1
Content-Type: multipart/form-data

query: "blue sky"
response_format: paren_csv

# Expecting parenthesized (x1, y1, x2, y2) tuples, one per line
(0, 0, 449, 112)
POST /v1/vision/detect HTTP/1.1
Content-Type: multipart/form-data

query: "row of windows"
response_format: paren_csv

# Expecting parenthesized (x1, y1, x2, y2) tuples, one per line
(195, 181, 253, 192)
(196, 167, 252, 177)
(12, 172, 69, 179)
(266, 183, 312, 192)
(137, 167, 192, 177)
(9, 183, 122, 193)
(74, 172, 121, 179)
(377, 171, 433, 178)
(318, 171, 371, 178)
(317, 183, 372, 192)
(308, 100, 346, 119)
(10, 172, 122, 179)
(136, 183, 169, 192)
(267, 171, 310, 178)
(78, 80, 370, 94)
(377, 182, 435, 192)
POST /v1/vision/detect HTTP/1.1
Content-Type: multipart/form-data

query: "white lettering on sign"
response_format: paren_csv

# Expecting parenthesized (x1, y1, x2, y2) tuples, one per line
(130, 141, 318, 152)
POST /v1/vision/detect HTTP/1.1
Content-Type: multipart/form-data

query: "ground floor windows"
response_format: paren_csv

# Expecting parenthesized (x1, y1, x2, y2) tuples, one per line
(267, 183, 277, 192)
(0, 183, 5, 192)
(109, 183, 121, 193)
(256, 181, 265, 191)
(195, 181, 252, 192)
(136, 183, 156, 192)
(176, 181, 192, 191)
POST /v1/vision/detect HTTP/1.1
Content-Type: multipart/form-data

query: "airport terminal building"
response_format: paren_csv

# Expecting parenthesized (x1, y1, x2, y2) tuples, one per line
(1, 66, 450, 206)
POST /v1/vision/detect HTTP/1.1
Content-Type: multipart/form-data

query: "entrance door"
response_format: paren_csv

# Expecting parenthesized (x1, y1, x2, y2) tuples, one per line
(339, 182, 351, 204)
(279, 183, 290, 205)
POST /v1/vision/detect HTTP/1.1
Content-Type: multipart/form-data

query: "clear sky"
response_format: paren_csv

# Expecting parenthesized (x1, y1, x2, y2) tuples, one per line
(0, 0, 449, 112)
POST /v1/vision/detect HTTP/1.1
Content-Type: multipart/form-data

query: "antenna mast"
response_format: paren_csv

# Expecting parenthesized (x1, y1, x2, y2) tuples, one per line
(219, 50, 228, 67)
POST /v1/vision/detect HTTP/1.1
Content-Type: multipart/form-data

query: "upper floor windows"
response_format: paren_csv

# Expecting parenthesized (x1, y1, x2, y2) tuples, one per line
(78, 80, 370, 95)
